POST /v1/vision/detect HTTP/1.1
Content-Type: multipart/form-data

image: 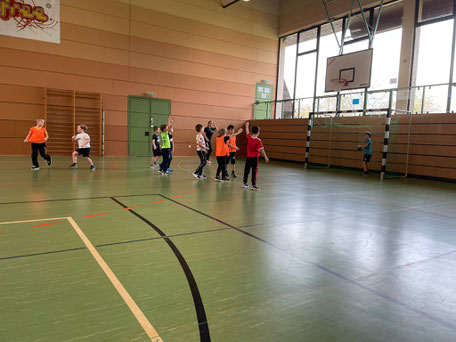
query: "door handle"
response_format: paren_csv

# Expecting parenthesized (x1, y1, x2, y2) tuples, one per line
(150, 117, 153, 128)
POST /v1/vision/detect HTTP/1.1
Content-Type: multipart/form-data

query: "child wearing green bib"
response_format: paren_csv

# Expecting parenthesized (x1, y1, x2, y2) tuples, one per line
(159, 117, 173, 175)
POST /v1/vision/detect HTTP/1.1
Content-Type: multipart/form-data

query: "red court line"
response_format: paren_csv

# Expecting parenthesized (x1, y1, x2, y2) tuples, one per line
(174, 195, 185, 198)
(153, 200, 165, 204)
(33, 221, 62, 228)
(192, 190, 198, 193)
(85, 213, 107, 218)
(202, 186, 208, 189)
(0, 162, 119, 188)
(124, 206, 140, 210)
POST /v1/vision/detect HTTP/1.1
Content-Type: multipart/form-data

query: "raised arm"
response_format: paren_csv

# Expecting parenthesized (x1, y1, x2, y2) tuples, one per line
(245, 121, 250, 135)
(233, 128, 244, 137)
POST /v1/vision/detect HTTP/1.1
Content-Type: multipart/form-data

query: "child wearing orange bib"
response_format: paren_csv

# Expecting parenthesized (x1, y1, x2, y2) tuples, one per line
(24, 118, 52, 170)
(226, 125, 243, 178)
(215, 128, 230, 182)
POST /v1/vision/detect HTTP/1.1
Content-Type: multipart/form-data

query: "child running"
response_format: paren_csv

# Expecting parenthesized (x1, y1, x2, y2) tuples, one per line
(70, 125, 95, 170)
(243, 122, 269, 190)
(226, 125, 243, 178)
(159, 117, 173, 175)
(193, 124, 209, 179)
(24, 118, 52, 171)
(358, 131, 373, 175)
(215, 128, 230, 182)
(150, 126, 161, 168)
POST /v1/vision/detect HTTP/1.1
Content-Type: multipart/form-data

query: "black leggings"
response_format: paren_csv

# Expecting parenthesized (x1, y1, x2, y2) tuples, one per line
(31, 143, 51, 167)
(194, 150, 207, 176)
(160, 148, 172, 172)
(206, 143, 213, 160)
(243, 157, 259, 186)
(216, 156, 227, 178)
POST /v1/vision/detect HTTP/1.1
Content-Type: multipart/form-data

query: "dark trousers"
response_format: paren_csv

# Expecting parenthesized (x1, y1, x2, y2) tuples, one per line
(216, 156, 227, 178)
(243, 157, 259, 186)
(31, 143, 51, 167)
(206, 143, 213, 160)
(194, 150, 207, 176)
(160, 148, 172, 172)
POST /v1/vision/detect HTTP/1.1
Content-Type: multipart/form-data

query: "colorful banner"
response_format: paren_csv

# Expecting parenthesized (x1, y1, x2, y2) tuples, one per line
(0, 0, 60, 44)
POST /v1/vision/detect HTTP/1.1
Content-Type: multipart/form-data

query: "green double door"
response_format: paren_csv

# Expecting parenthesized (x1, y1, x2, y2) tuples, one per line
(128, 96, 171, 156)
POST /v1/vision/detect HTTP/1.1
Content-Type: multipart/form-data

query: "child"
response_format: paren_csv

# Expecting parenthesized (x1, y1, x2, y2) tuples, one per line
(358, 131, 373, 175)
(150, 126, 161, 168)
(193, 124, 209, 179)
(226, 125, 243, 178)
(204, 121, 217, 164)
(168, 119, 175, 173)
(70, 125, 95, 170)
(24, 118, 52, 171)
(243, 122, 269, 190)
(215, 128, 230, 182)
(159, 117, 173, 175)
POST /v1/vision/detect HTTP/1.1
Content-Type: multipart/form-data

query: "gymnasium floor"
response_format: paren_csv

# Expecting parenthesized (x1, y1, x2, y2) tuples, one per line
(1, 156, 456, 342)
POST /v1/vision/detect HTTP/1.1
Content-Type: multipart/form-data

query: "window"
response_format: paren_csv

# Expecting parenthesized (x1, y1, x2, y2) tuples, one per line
(277, 34, 297, 101)
(413, 19, 454, 85)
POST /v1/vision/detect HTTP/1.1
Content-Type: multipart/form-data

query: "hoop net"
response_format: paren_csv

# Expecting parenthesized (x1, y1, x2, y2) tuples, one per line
(331, 78, 349, 87)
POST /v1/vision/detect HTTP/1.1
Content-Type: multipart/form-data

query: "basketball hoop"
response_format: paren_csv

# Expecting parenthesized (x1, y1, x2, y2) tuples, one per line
(331, 78, 349, 87)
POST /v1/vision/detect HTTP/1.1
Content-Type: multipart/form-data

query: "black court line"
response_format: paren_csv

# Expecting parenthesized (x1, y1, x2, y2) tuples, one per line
(159, 195, 282, 251)
(0, 247, 86, 261)
(96, 227, 233, 248)
(111, 197, 211, 342)
(0, 193, 162, 206)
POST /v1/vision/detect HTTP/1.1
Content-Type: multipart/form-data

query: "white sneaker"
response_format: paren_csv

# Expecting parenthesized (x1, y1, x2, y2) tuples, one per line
(207, 160, 212, 165)
(192, 173, 199, 179)
(242, 183, 249, 189)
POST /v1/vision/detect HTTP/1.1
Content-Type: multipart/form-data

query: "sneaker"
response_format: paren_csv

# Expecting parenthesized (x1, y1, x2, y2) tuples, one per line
(242, 183, 249, 189)
(90, 165, 96, 171)
(70, 163, 77, 168)
(47, 157, 52, 166)
(207, 160, 212, 165)
(167, 168, 173, 173)
(231, 172, 237, 178)
(251, 185, 260, 191)
(150, 164, 156, 169)
(214, 176, 222, 182)
(222, 177, 230, 182)
(192, 173, 199, 179)
(31, 166, 40, 171)
(200, 175, 208, 179)
(164, 171, 171, 175)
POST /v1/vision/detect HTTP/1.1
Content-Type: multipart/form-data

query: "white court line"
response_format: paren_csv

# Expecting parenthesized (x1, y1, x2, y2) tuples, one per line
(0, 216, 163, 342)
(0, 217, 67, 225)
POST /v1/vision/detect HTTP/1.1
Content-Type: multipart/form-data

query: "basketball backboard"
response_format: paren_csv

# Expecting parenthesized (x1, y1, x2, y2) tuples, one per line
(325, 49, 373, 92)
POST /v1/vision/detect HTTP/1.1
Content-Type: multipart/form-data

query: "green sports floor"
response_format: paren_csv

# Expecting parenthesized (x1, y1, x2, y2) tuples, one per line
(1, 156, 456, 342)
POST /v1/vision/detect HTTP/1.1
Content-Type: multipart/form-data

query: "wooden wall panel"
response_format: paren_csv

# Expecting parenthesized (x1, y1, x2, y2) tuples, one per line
(0, 0, 278, 157)
(251, 114, 456, 181)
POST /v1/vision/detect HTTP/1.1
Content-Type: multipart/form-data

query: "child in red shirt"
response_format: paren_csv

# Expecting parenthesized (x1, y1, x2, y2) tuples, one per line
(24, 118, 52, 170)
(242, 122, 269, 190)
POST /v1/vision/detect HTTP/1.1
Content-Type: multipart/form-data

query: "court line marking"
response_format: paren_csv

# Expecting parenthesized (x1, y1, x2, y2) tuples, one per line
(33, 221, 63, 228)
(0, 216, 163, 342)
(111, 197, 211, 342)
(66, 217, 163, 342)
(85, 213, 107, 218)
(0, 217, 68, 225)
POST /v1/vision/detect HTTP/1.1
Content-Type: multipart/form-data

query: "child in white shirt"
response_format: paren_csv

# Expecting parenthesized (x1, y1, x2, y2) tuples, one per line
(70, 124, 95, 170)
